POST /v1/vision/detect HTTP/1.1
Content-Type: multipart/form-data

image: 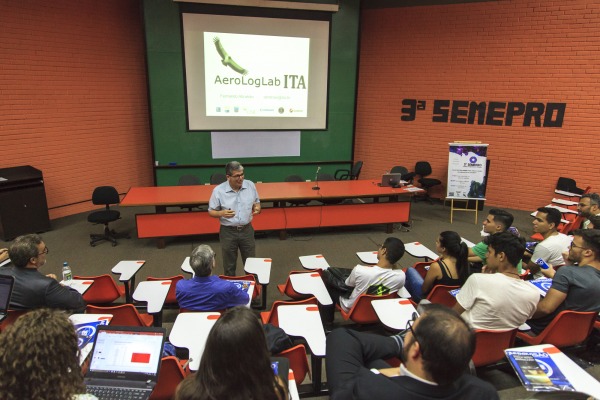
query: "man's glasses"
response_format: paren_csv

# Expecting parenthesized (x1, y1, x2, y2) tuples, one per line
(405, 312, 423, 354)
(228, 173, 244, 179)
(405, 312, 419, 338)
(570, 242, 588, 250)
(38, 246, 49, 256)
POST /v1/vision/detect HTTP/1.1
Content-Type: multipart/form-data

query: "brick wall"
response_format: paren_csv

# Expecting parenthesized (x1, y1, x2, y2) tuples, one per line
(0, 0, 152, 219)
(356, 0, 600, 211)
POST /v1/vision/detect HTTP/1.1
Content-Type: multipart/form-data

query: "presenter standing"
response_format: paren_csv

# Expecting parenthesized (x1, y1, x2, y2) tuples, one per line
(208, 161, 261, 276)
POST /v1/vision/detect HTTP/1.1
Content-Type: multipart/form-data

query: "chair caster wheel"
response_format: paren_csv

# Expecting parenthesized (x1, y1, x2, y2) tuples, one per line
(112, 242, 117, 247)
(90, 242, 95, 247)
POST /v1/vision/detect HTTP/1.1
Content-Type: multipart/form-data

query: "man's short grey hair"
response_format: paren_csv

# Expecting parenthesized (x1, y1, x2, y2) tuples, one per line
(225, 161, 243, 176)
(8, 234, 43, 268)
(190, 244, 215, 277)
(582, 193, 600, 207)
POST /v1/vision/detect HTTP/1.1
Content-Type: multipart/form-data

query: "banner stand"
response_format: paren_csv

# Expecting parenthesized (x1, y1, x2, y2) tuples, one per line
(450, 198, 480, 224)
(446, 141, 489, 224)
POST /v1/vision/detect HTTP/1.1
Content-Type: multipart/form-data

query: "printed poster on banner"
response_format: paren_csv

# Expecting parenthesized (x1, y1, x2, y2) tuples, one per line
(447, 143, 488, 200)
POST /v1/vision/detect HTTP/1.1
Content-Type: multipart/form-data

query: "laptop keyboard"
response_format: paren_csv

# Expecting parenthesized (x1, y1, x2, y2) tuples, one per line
(86, 385, 150, 400)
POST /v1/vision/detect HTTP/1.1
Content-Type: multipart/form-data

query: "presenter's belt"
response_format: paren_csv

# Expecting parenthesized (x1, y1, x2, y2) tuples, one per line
(222, 223, 250, 231)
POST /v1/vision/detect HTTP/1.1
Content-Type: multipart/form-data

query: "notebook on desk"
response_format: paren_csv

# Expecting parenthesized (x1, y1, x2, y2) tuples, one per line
(84, 325, 166, 400)
(0, 274, 15, 323)
(381, 173, 405, 187)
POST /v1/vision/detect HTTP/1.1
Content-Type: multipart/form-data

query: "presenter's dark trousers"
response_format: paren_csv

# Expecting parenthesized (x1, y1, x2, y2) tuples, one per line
(219, 224, 255, 276)
(326, 328, 400, 396)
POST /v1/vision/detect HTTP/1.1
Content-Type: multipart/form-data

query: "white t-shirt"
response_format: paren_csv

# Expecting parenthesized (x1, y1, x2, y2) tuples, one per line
(531, 233, 572, 278)
(456, 273, 540, 330)
(339, 265, 405, 312)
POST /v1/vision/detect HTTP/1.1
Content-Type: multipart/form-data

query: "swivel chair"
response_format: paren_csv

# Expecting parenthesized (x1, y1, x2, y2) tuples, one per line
(177, 175, 201, 211)
(335, 161, 363, 180)
(413, 161, 442, 203)
(390, 166, 411, 183)
(285, 175, 310, 206)
(210, 173, 227, 185)
(178, 175, 200, 186)
(87, 186, 129, 247)
(555, 177, 585, 195)
(317, 173, 344, 204)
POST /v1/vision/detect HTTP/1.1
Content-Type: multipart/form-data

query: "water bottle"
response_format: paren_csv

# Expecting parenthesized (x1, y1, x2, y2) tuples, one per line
(62, 262, 72, 283)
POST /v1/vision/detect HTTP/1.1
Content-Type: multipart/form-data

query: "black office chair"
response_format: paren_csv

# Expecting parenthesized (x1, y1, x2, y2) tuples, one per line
(413, 161, 442, 203)
(178, 175, 201, 211)
(178, 175, 200, 186)
(87, 186, 129, 247)
(210, 173, 227, 185)
(390, 166, 411, 183)
(335, 161, 363, 180)
(317, 173, 344, 204)
(285, 175, 310, 206)
(556, 177, 585, 195)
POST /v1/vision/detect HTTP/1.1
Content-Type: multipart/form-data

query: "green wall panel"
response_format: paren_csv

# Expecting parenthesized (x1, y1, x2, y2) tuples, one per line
(143, 0, 360, 184)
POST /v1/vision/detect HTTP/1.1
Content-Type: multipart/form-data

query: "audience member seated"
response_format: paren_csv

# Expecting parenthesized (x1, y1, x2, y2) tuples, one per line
(527, 229, 600, 334)
(326, 304, 498, 400)
(453, 232, 539, 330)
(587, 215, 600, 230)
(176, 245, 249, 311)
(527, 207, 573, 278)
(0, 234, 86, 313)
(320, 237, 406, 324)
(404, 231, 468, 302)
(0, 308, 97, 400)
(468, 208, 523, 273)
(579, 193, 600, 229)
(175, 306, 287, 400)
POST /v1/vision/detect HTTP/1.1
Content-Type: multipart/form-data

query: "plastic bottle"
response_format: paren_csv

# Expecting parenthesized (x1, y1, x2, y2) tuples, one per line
(62, 262, 72, 283)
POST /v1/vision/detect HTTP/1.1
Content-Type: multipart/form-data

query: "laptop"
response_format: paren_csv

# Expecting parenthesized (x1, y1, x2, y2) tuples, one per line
(381, 173, 405, 188)
(0, 275, 15, 323)
(84, 325, 166, 400)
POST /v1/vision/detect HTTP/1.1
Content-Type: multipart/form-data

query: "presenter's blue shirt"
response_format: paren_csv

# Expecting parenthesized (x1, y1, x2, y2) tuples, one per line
(208, 180, 260, 226)
(175, 275, 249, 311)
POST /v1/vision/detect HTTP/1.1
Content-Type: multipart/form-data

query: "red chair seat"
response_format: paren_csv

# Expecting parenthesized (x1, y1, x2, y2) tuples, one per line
(147, 275, 184, 305)
(74, 274, 125, 304)
(336, 292, 397, 325)
(87, 304, 153, 327)
(260, 297, 318, 327)
(426, 285, 460, 308)
(473, 329, 517, 368)
(516, 310, 596, 348)
(275, 344, 310, 385)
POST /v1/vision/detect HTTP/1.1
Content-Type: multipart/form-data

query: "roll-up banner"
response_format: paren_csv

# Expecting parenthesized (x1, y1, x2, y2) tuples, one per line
(447, 143, 489, 200)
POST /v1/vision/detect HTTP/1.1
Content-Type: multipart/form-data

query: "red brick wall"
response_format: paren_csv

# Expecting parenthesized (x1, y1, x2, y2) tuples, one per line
(356, 0, 600, 211)
(0, 0, 152, 219)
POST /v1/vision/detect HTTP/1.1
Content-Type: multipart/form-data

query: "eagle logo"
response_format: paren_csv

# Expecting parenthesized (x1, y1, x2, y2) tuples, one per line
(213, 37, 248, 76)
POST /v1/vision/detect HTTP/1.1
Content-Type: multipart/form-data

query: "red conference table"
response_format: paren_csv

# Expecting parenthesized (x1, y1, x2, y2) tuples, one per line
(121, 180, 421, 248)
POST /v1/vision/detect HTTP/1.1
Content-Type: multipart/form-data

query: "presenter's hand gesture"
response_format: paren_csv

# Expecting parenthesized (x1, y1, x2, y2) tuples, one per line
(222, 209, 236, 218)
(253, 203, 261, 215)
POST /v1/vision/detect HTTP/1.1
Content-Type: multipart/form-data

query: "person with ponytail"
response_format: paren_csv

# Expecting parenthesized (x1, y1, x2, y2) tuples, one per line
(404, 231, 469, 302)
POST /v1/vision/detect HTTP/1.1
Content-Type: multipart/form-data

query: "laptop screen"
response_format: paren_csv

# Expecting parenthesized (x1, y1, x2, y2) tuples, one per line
(88, 326, 165, 379)
(0, 275, 14, 313)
